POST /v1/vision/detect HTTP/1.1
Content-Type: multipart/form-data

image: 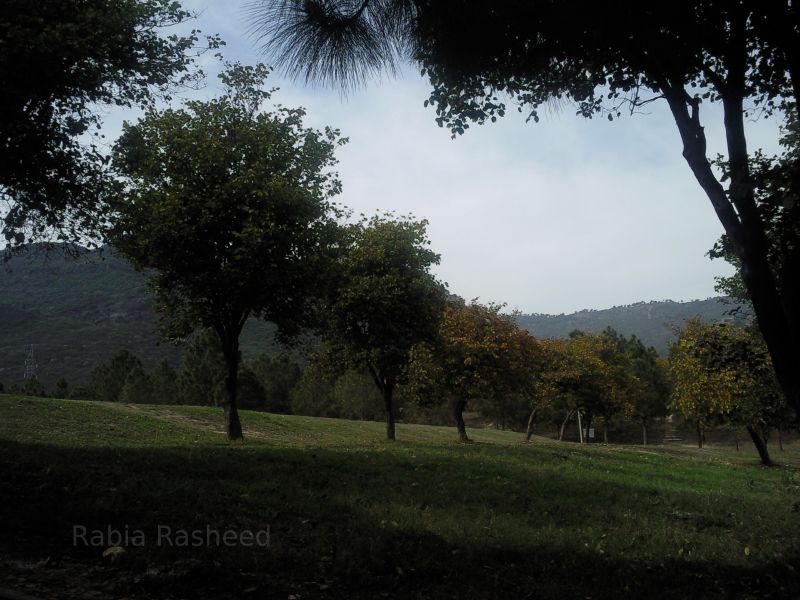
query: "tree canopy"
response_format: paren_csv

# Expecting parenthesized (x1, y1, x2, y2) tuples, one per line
(0, 0, 219, 249)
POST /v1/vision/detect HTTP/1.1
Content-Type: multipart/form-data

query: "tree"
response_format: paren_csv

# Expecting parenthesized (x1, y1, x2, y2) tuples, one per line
(0, 0, 218, 248)
(538, 332, 634, 444)
(604, 329, 671, 445)
(290, 357, 338, 417)
(669, 319, 786, 465)
(88, 350, 144, 402)
(109, 63, 344, 439)
(407, 299, 543, 441)
(249, 354, 303, 414)
(322, 215, 446, 440)
(149, 359, 180, 405)
(255, 1, 800, 419)
(178, 329, 227, 407)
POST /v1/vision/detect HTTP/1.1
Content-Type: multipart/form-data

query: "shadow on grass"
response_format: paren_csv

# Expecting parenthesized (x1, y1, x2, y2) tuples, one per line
(0, 439, 798, 600)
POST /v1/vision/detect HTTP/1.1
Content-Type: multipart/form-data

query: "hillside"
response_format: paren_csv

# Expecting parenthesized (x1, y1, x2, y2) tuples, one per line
(0, 245, 279, 388)
(514, 298, 751, 354)
(1, 244, 749, 388)
(1, 396, 798, 599)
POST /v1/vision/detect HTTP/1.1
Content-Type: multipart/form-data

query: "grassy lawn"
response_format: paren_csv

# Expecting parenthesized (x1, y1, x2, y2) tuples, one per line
(1, 395, 799, 599)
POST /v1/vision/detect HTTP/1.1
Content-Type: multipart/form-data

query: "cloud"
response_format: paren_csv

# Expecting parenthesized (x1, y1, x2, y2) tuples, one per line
(122, 1, 782, 313)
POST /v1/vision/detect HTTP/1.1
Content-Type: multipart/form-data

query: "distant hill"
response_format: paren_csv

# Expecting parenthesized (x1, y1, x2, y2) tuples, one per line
(514, 298, 751, 355)
(1, 244, 750, 389)
(0, 245, 280, 389)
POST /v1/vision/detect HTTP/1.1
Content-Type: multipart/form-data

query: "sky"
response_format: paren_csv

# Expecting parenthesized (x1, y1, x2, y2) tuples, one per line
(110, 1, 786, 314)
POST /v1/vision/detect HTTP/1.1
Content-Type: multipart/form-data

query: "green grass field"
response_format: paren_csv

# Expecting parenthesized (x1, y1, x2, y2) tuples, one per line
(1, 395, 799, 599)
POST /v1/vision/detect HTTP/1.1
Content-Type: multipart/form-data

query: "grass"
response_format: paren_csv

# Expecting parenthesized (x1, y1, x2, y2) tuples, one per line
(1, 394, 799, 599)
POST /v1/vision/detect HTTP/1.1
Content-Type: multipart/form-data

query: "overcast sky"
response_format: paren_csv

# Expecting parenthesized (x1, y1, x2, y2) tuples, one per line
(118, 1, 786, 314)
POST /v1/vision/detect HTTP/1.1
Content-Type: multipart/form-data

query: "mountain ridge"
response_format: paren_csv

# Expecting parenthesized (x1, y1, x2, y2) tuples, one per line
(1, 244, 749, 388)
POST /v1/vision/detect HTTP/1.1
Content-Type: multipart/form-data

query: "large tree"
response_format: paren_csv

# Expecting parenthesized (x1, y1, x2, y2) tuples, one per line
(0, 0, 218, 248)
(254, 1, 800, 418)
(322, 215, 446, 440)
(109, 63, 343, 439)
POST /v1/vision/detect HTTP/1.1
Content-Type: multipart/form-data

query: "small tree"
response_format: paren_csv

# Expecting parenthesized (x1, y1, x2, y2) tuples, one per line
(249, 354, 302, 413)
(670, 319, 785, 465)
(178, 329, 227, 407)
(604, 329, 671, 445)
(323, 215, 446, 440)
(149, 359, 180, 405)
(109, 63, 344, 439)
(408, 299, 543, 441)
(88, 350, 144, 402)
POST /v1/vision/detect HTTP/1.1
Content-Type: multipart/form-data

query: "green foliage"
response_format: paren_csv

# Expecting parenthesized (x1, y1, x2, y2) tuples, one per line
(669, 319, 787, 435)
(290, 361, 338, 417)
(0, 0, 218, 246)
(323, 214, 447, 389)
(408, 299, 543, 430)
(709, 109, 800, 306)
(177, 329, 226, 407)
(236, 365, 267, 410)
(53, 378, 69, 399)
(248, 354, 302, 414)
(109, 62, 344, 344)
(334, 370, 384, 421)
(148, 359, 180, 405)
(119, 365, 154, 405)
(88, 350, 144, 402)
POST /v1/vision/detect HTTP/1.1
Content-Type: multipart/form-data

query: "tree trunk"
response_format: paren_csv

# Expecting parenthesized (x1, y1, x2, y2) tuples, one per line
(383, 381, 396, 441)
(222, 336, 243, 441)
(746, 425, 773, 466)
(777, 427, 784, 452)
(641, 420, 647, 446)
(558, 410, 574, 441)
(696, 421, 703, 449)
(524, 408, 537, 442)
(735, 431, 740, 452)
(577, 410, 584, 444)
(454, 398, 469, 442)
(602, 420, 608, 445)
(663, 84, 800, 421)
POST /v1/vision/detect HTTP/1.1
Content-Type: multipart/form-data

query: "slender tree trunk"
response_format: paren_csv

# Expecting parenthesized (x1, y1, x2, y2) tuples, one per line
(524, 408, 537, 442)
(454, 399, 469, 442)
(222, 336, 243, 441)
(777, 427, 784, 452)
(602, 420, 608, 445)
(735, 431, 740, 452)
(641, 419, 647, 446)
(584, 413, 593, 444)
(577, 410, 584, 444)
(558, 410, 574, 441)
(746, 425, 773, 466)
(383, 381, 396, 441)
(696, 421, 703, 449)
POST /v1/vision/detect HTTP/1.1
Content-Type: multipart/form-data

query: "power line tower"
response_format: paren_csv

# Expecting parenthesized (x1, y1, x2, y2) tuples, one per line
(24, 345, 38, 380)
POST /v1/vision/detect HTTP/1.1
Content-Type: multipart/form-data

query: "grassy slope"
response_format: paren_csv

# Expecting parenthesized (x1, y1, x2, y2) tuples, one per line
(1, 395, 799, 600)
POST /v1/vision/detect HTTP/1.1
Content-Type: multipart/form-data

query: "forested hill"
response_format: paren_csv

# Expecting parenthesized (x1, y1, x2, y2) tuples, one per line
(0, 245, 278, 388)
(514, 298, 751, 355)
(1, 244, 748, 388)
